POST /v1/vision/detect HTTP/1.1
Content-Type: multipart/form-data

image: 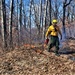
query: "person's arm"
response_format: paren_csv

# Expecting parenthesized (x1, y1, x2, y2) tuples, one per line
(45, 27, 51, 38)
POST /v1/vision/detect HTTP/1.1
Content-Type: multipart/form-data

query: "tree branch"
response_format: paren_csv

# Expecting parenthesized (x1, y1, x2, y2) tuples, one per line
(65, 0, 72, 7)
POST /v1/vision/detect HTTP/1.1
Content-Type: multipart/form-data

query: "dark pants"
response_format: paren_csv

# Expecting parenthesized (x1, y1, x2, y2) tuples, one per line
(48, 36, 59, 54)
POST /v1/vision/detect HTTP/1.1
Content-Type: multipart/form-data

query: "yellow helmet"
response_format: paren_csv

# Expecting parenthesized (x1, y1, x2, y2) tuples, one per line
(52, 19, 58, 24)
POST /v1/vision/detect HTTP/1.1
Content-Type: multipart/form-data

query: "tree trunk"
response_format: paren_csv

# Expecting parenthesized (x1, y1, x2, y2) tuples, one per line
(38, 0, 42, 37)
(43, 0, 48, 39)
(17, 0, 20, 47)
(19, 0, 22, 46)
(1, 0, 7, 49)
(23, 4, 26, 29)
(67, 6, 70, 23)
(62, 4, 66, 39)
(55, 0, 58, 19)
(29, 0, 32, 44)
(9, 0, 14, 49)
(71, 5, 74, 22)
(49, 0, 52, 25)
(62, 0, 72, 39)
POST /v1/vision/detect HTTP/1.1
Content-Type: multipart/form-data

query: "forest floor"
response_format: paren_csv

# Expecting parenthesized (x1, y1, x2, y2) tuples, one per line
(0, 38, 75, 75)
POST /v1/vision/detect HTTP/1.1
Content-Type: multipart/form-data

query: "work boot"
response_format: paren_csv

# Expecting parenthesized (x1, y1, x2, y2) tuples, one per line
(55, 51, 60, 56)
(48, 49, 51, 52)
(55, 53, 60, 56)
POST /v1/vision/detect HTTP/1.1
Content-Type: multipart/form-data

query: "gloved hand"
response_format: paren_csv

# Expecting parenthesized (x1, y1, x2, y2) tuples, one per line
(45, 37, 49, 44)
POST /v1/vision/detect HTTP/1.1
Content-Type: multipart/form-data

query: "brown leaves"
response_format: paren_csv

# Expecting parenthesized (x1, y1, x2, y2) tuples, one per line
(0, 39, 75, 75)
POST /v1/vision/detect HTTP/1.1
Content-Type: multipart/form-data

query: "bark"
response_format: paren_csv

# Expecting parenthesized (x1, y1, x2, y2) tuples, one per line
(62, 0, 72, 39)
(67, 6, 70, 23)
(33, 0, 41, 40)
(17, 0, 20, 47)
(38, 0, 42, 36)
(29, 0, 32, 44)
(49, 0, 52, 25)
(9, 0, 14, 49)
(54, 0, 58, 19)
(23, 4, 26, 29)
(18, 0, 22, 45)
(1, 0, 7, 49)
(71, 5, 74, 22)
(43, 0, 48, 38)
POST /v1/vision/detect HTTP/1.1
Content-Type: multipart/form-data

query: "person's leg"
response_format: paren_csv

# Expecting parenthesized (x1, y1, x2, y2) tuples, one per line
(48, 36, 55, 52)
(48, 43, 54, 52)
(55, 37, 60, 56)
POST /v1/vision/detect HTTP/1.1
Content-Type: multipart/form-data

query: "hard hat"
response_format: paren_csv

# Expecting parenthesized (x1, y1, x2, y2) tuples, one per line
(52, 19, 58, 23)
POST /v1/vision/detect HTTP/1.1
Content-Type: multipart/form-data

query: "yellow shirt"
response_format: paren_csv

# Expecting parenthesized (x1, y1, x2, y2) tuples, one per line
(46, 25, 61, 37)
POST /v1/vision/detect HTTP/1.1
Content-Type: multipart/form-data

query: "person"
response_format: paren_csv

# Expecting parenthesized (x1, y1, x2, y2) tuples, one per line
(45, 19, 62, 56)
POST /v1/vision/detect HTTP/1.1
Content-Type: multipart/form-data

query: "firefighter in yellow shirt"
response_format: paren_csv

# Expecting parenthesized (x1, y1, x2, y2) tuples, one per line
(46, 19, 62, 56)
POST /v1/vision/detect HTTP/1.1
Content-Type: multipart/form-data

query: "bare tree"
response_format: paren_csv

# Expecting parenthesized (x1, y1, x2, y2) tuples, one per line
(23, 3, 26, 29)
(49, 0, 52, 25)
(54, 0, 58, 19)
(71, 4, 75, 22)
(29, 0, 32, 44)
(62, 0, 72, 39)
(1, 0, 7, 49)
(66, 6, 70, 23)
(39, 0, 42, 30)
(43, 0, 48, 38)
(18, 0, 23, 46)
(32, 0, 41, 40)
(17, 0, 20, 47)
(9, 0, 14, 49)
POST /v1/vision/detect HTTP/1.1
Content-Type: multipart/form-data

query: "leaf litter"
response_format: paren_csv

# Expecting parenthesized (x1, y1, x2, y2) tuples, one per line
(0, 39, 75, 75)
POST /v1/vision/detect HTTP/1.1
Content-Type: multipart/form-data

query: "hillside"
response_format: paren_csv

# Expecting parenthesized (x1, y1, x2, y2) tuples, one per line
(0, 38, 75, 75)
